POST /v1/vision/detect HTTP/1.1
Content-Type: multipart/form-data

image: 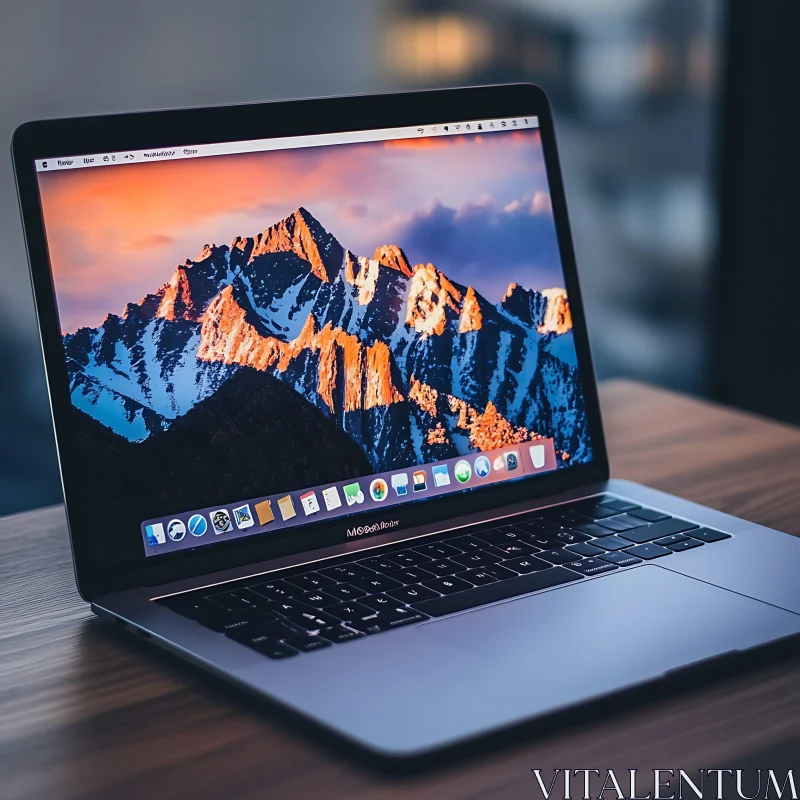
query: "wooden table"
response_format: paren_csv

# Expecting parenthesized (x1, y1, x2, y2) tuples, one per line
(2, 380, 800, 799)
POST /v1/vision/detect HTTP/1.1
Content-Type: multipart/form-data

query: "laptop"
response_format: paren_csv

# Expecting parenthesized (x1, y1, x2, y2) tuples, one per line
(12, 84, 800, 760)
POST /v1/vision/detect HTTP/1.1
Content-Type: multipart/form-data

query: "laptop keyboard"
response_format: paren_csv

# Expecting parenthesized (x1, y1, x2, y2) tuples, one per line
(156, 494, 731, 660)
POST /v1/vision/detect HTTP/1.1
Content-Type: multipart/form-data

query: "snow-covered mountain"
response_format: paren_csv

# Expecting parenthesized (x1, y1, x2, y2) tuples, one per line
(64, 207, 591, 467)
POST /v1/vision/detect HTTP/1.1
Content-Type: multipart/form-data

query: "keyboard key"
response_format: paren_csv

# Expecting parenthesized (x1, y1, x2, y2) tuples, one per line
(320, 626, 362, 643)
(493, 523, 525, 534)
(326, 600, 376, 620)
(356, 594, 399, 612)
(157, 594, 214, 620)
(668, 538, 704, 553)
(620, 518, 699, 544)
(422, 576, 475, 594)
(572, 502, 618, 520)
(491, 541, 540, 557)
(553, 530, 593, 544)
(206, 589, 265, 611)
(350, 574, 404, 594)
(482, 564, 521, 580)
(345, 615, 382, 634)
(537, 549, 577, 565)
(599, 551, 643, 567)
(591, 535, 633, 551)
(540, 508, 592, 526)
(567, 541, 605, 557)
(594, 515, 641, 532)
(284, 572, 336, 592)
(385, 567, 436, 584)
(358, 555, 404, 573)
(424, 559, 462, 576)
(448, 535, 489, 552)
(348, 607, 428, 633)
(413, 567, 582, 617)
(502, 555, 552, 572)
(597, 514, 642, 531)
(573, 522, 614, 537)
(388, 550, 431, 568)
(318, 563, 375, 582)
(196, 610, 264, 634)
(450, 550, 503, 569)
(283, 609, 340, 631)
(253, 642, 298, 660)
(283, 635, 332, 653)
(473, 528, 528, 547)
(249, 580, 301, 602)
(599, 498, 641, 513)
(386, 584, 440, 603)
(376, 607, 429, 629)
(226, 619, 300, 645)
(689, 527, 732, 543)
(510, 519, 561, 535)
(294, 590, 340, 608)
(456, 569, 498, 586)
(628, 508, 671, 523)
(521, 534, 562, 550)
(412, 542, 462, 559)
(624, 543, 673, 560)
(324, 583, 367, 601)
(586, 507, 621, 520)
(564, 558, 618, 577)
(266, 599, 318, 618)
(654, 534, 689, 547)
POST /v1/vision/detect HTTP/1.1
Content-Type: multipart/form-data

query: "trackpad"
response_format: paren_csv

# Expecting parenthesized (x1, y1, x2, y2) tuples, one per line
(419, 566, 800, 693)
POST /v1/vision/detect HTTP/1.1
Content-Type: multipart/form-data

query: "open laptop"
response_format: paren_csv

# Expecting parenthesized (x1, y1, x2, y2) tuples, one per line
(12, 84, 800, 760)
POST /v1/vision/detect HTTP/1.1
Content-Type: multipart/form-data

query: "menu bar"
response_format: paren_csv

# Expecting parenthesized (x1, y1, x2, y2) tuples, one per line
(141, 439, 557, 556)
(35, 116, 539, 172)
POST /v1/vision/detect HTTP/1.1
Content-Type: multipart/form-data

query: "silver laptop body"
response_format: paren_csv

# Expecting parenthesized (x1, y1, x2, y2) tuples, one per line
(13, 84, 800, 759)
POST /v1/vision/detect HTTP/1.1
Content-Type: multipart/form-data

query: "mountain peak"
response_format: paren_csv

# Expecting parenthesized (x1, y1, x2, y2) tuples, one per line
(198, 288, 404, 413)
(537, 288, 571, 334)
(373, 244, 412, 277)
(155, 266, 202, 322)
(458, 286, 483, 333)
(251, 207, 343, 283)
(405, 262, 463, 337)
(501, 282, 572, 334)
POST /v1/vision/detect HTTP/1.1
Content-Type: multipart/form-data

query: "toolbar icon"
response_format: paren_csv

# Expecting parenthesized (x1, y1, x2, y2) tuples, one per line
(278, 495, 296, 520)
(300, 491, 320, 516)
(391, 473, 409, 496)
(255, 499, 275, 525)
(322, 486, 342, 510)
(233, 503, 254, 529)
(529, 444, 546, 469)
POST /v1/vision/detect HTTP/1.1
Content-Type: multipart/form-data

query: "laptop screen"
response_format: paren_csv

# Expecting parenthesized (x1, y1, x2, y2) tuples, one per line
(35, 115, 593, 561)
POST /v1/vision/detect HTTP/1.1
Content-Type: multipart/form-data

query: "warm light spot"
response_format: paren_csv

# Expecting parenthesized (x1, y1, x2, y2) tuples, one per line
(384, 14, 493, 81)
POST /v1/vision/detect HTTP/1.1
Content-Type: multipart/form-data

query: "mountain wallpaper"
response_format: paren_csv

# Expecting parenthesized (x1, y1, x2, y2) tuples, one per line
(40, 129, 592, 562)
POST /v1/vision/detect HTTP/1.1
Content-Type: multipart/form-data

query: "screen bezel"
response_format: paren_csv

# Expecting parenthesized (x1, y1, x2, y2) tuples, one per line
(12, 83, 609, 600)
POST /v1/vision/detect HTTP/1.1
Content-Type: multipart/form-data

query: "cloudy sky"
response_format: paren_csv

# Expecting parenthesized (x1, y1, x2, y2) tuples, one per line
(38, 128, 564, 333)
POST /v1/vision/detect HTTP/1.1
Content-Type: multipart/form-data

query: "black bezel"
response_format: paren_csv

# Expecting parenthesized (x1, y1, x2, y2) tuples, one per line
(12, 83, 609, 600)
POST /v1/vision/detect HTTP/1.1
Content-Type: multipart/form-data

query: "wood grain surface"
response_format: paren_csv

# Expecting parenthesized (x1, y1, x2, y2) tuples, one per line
(2, 380, 799, 799)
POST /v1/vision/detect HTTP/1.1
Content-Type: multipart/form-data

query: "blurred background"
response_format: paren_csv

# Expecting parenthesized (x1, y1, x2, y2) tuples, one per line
(0, 0, 721, 516)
